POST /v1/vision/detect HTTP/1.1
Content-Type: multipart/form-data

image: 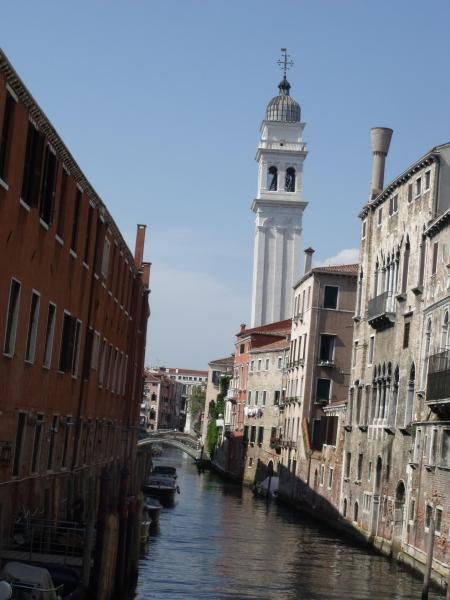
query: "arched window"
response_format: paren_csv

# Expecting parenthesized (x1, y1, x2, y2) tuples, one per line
(343, 498, 348, 518)
(354, 501, 359, 523)
(267, 166, 278, 191)
(285, 167, 296, 192)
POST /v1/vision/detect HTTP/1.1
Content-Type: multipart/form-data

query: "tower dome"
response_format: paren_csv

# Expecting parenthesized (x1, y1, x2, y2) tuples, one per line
(266, 78, 301, 122)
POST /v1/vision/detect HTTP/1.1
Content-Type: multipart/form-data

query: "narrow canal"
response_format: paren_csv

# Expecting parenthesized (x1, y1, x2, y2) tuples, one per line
(133, 449, 444, 599)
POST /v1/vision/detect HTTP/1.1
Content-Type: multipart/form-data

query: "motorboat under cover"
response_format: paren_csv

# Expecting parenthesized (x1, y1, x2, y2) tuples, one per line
(0, 562, 58, 599)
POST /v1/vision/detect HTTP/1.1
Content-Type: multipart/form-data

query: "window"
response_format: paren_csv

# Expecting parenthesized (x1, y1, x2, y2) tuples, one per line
(43, 303, 56, 368)
(368, 335, 375, 365)
(319, 334, 335, 363)
(429, 428, 437, 465)
(83, 204, 94, 264)
(258, 359, 262, 371)
(39, 146, 58, 225)
(91, 331, 101, 370)
(323, 285, 338, 309)
(425, 171, 431, 191)
(362, 220, 366, 239)
(432, 242, 439, 275)
(101, 237, 111, 278)
(4, 279, 21, 356)
(415, 177, 422, 197)
(21, 121, 44, 207)
(357, 453, 363, 481)
(409, 498, 416, 523)
(377, 207, 382, 225)
(425, 504, 433, 530)
(265, 358, 269, 370)
(99, 338, 107, 385)
(389, 194, 398, 215)
(328, 467, 333, 489)
(255, 391, 259, 406)
(441, 429, 450, 467)
(70, 188, 82, 253)
(368, 461, 372, 482)
(250, 426, 256, 443)
(240, 343, 245, 354)
(247, 391, 252, 405)
(345, 452, 351, 478)
(12, 412, 27, 477)
(47, 415, 59, 471)
(407, 183, 413, 202)
(267, 166, 278, 191)
(352, 340, 358, 367)
(262, 390, 266, 406)
(0, 90, 16, 181)
(435, 508, 442, 534)
(274, 390, 280, 405)
(285, 167, 295, 192)
(354, 501, 359, 523)
(320, 464, 325, 486)
(31, 414, 44, 474)
(59, 312, 82, 376)
(316, 378, 331, 403)
(277, 356, 282, 369)
(25, 291, 40, 363)
(343, 498, 348, 518)
(56, 168, 69, 239)
(399, 321, 410, 352)
(257, 426, 264, 445)
(250, 360, 254, 372)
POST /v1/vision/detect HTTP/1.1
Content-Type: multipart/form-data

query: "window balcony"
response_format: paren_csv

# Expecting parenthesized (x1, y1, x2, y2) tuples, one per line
(227, 388, 238, 402)
(427, 350, 450, 418)
(317, 359, 335, 368)
(367, 291, 395, 329)
(270, 437, 282, 449)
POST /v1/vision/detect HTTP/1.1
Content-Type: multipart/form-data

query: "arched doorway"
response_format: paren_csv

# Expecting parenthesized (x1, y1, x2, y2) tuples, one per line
(394, 480, 406, 540)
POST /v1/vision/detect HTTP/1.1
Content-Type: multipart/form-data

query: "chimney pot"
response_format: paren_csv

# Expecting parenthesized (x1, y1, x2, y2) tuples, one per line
(370, 127, 393, 199)
(240, 323, 246, 333)
(304, 247, 315, 275)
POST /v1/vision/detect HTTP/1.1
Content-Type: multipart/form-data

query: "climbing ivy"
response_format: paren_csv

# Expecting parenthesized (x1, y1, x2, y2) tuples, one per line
(206, 375, 231, 457)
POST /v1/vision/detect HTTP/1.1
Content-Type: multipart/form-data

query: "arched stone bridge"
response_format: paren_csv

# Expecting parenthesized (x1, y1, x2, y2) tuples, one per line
(138, 430, 208, 460)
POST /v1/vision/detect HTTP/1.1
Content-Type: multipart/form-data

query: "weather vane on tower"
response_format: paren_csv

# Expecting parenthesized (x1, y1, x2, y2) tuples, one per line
(277, 48, 294, 80)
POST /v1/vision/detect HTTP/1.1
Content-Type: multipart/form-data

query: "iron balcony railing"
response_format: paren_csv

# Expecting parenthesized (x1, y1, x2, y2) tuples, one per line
(427, 350, 450, 401)
(367, 291, 395, 321)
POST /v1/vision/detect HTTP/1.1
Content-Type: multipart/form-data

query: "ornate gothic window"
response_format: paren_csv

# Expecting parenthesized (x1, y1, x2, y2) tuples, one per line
(285, 167, 296, 192)
(267, 166, 278, 191)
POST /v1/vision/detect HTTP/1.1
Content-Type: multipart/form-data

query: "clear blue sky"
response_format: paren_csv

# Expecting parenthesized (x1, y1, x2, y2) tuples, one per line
(2, 1, 450, 368)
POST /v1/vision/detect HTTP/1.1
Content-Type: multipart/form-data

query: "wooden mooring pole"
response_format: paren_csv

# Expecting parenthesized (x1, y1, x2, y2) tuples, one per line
(422, 516, 435, 600)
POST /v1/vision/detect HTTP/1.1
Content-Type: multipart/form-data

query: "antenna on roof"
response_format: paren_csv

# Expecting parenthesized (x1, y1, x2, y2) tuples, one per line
(277, 48, 294, 80)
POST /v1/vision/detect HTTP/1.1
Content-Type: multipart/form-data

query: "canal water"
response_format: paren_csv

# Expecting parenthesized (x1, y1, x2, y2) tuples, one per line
(133, 449, 444, 600)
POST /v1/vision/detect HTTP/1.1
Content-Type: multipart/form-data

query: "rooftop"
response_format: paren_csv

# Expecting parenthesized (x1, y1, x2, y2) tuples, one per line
(296, 263, 359, 288)
(236, 319, 292, 338)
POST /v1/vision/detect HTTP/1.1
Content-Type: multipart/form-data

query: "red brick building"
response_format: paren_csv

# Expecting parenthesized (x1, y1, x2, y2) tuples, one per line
(0, 49, 150, 597)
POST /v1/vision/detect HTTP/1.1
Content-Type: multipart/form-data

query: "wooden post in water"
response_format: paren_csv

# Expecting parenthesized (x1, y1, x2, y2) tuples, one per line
(446, 562, 450, 600)
(422, 516, 435, 600)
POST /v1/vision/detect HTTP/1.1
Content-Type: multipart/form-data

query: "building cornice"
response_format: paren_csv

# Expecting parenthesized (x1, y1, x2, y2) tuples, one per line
(0, 48, 138, 271)
(424, 206, 450, 238)
(251, 198, 308, 212)
(358, 152, 440, 220)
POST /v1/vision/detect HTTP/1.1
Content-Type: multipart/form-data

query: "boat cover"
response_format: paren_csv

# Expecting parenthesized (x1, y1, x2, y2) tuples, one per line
(0, 562, 58, 599)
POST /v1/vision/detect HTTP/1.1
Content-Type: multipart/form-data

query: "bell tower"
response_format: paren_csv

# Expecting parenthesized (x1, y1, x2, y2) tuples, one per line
(250, 49, 308, 327)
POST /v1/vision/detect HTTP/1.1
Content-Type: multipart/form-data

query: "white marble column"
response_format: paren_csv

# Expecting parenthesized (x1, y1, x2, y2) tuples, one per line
(250, 225, 267, 327)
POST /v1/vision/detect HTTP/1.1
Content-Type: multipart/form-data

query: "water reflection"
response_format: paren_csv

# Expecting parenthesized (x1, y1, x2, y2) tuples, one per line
(133, 450, 443, 599)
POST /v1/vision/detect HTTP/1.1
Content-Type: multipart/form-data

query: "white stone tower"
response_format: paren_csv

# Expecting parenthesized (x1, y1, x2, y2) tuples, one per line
(250, 51, 308, 327)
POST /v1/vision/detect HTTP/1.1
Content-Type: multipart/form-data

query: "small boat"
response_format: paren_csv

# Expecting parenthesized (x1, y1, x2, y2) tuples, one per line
(143, 475, 179, 505)
(0, 561, 85, 599)
(141, 508, 153, 544)
(253, 475, 279, 499)
(152, 465, 177, 479)
(144, 497, 162, 525)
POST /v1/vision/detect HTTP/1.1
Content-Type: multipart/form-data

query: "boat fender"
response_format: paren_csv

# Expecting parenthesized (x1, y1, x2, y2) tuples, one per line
(0, 581, 12, 600)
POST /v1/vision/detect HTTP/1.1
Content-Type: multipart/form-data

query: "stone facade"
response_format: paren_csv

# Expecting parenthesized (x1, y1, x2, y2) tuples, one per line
(242, 339, 289, 485)
(279, 264, 357, 512)
(341, 138, 450, 585)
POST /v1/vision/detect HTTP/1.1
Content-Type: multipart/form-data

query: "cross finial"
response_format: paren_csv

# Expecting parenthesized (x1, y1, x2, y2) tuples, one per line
(277, 48, 294, 80)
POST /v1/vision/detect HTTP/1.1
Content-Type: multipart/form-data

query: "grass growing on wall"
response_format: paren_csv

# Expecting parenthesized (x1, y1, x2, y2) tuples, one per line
(207, 375, 230, 458)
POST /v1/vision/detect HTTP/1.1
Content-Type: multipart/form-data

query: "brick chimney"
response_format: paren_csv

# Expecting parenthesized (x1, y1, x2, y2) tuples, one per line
(134, 224, 146, 267)
(240, 323, 246, 333)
